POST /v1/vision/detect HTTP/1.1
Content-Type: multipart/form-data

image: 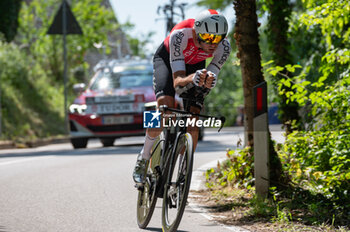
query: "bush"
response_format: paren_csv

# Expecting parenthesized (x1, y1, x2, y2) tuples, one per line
(0, 42, 65, 140)
(206, 147, 254, 189)
(276, 71, 350, 220)
(279, 130, 350, 211)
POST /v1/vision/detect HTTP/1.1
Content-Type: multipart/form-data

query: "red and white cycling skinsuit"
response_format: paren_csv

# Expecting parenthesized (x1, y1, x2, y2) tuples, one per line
(164, 19, 231, 76)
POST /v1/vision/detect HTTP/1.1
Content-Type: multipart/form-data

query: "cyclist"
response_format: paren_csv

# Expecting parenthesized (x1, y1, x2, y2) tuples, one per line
(133, 9, 231, 185)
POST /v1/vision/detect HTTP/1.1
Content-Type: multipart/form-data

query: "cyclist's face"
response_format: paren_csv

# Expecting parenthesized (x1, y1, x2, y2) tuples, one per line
(199, 42, 219, 54)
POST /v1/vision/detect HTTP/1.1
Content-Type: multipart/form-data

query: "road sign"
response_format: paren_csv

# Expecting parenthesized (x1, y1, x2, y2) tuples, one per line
(47, 0, 82, 35)
(47, 0, 83, 134)
(253, 81, 269, 198)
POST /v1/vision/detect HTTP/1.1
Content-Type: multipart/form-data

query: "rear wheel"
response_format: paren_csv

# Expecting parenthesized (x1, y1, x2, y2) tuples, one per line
(71, 138, 88, 149)
(162, 133, 193, 232)
(136, 133, 164, 229)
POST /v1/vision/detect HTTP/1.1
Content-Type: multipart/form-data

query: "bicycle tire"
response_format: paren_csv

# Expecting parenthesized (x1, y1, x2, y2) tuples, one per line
(136, 134, 164, 229)
(161, 132, 194, 232)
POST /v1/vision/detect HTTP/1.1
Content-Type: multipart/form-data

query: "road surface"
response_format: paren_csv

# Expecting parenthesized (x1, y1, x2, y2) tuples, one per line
(0, 126, 284, 232)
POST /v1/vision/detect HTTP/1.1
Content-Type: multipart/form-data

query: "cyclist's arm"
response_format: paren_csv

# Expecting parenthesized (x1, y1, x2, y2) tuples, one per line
(169, 28, 195, 88)
(173, 71, 195, 88)
(206, 39, 231, 76)
(174, 39, 231, 89)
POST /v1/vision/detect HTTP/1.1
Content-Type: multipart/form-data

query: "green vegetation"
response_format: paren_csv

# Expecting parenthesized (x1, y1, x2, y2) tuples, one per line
(1, 0, 349, 228)
(0, 0, 22, 42)
(0, 42, 64, 139)
(0, 0, 140, 141)
(202, 0, 350, 229)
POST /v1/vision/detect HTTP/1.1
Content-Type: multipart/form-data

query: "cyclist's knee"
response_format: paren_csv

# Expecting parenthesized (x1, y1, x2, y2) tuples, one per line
(147, 128, 162, 138)
(190, 106, 201, 114)
(157, 95, 175, 108)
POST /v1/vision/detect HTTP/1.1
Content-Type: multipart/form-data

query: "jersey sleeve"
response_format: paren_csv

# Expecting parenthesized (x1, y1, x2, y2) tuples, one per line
(207, 39, 231, 76)
(169, 28, 189, 73)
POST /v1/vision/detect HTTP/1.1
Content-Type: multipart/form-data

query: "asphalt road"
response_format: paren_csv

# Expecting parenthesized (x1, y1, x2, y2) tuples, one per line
(0, 126, 284, 232)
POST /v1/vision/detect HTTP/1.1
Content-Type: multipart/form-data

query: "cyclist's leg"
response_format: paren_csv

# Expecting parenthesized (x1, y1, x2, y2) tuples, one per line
(133, 47, 174, 184)
(142, 50, 175, 159)
(142, 95, 175, 159)
(187, 106, 201, 150)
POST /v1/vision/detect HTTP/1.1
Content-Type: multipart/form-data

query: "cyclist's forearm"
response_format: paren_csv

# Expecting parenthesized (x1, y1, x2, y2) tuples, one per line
(173, 71, 194, 88)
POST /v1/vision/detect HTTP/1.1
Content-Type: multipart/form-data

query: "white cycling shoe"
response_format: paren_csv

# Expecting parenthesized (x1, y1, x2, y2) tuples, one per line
(132, 154, 147, 187)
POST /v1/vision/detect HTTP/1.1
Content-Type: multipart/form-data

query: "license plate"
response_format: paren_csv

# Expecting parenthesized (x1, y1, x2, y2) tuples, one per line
(94, 95, 135, 103)
(86, 102, 144, 114)
(102, 115, 134, 125)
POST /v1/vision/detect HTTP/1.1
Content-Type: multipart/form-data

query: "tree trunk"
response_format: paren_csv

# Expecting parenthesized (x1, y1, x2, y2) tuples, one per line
(233, 0, 285, 188)
(233, 0, 264, 147)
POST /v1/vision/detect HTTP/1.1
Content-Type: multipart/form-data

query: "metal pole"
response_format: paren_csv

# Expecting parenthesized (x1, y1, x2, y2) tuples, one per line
(170, 0, 175, 31)
(63, 0, 68, 134)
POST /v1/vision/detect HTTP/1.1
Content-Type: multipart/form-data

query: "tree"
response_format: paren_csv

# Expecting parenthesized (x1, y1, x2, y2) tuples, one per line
(17, 0, 122, 82)
(266, 0, 300, 133)
(233, 0, 284, 186)
(0, 0, 22, 42)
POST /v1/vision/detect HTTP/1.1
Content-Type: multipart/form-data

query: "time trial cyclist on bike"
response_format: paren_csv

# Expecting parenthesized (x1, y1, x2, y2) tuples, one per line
(133, 9, 231, 186)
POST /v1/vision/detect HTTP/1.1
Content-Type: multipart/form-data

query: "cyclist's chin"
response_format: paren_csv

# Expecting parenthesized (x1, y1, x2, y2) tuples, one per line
(203, 48, 215, 54)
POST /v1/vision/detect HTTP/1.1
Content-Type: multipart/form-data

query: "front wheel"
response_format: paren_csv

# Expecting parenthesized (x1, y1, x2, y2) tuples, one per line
(136, 134, 164, 229)
(162, 133, 194, 232)
(71, 138, 88, 149)
(136, 166, 157, 229)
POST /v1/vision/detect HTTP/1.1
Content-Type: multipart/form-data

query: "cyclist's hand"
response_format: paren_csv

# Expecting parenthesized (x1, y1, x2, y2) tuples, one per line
(192, 69, 207, 87)
(204, 71, 217, 89)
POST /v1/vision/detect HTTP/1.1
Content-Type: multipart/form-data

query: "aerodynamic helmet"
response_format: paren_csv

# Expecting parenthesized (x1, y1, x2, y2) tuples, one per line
(194, 9, 228, 44)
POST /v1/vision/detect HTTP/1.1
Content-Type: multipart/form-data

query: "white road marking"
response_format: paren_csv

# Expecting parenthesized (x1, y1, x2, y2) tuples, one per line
(189, 159, 251, 232)
(0, 156, 51, 166)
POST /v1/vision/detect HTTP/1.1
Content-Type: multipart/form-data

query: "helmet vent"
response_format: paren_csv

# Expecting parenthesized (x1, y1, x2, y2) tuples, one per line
(216, 23, 219, 33)
(205, 22, 209, 32)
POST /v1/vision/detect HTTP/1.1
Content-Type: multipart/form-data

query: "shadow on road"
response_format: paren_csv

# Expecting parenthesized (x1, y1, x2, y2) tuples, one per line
(0, 134, 232, 159)
(144, 227, 189, 232)
(0, 143, 144, 159)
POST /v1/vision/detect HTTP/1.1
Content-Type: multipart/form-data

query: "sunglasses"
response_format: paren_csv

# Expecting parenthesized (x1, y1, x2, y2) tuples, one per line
(198, 33, 224, 44)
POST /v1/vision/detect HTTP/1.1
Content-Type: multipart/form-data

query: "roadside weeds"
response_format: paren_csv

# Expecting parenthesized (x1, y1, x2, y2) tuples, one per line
(188, 187, 350, 232)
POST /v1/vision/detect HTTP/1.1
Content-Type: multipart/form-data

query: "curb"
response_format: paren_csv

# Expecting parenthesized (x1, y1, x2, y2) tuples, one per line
(189, 159, 251, 232)
(0, 141, 15, 149)
(0, 137, 70, 150)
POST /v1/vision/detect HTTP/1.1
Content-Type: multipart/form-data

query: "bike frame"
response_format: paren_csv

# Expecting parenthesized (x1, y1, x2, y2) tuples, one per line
(156, 96, 225, 192)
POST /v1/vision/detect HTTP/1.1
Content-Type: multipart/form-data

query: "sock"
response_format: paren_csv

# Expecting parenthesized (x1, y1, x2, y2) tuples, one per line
(140, 135, 156, 160)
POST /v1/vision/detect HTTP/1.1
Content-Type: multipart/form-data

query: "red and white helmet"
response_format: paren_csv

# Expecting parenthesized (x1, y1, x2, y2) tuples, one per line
(194, 9, 228, 38)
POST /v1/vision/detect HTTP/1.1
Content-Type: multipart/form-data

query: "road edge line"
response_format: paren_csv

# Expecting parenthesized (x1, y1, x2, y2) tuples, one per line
(189, 159, 251, 232)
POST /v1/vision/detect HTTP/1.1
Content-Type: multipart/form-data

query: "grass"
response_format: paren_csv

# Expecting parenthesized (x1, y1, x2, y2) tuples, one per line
(0, 42, 66, 141)
(192, 185, 350, 232)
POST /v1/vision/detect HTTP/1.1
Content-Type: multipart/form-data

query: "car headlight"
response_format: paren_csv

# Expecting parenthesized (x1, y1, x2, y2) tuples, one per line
(69, 104, 87, 114)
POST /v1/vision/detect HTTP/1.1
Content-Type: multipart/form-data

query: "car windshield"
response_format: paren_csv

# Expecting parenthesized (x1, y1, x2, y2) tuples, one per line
(90, 68, 153, 91)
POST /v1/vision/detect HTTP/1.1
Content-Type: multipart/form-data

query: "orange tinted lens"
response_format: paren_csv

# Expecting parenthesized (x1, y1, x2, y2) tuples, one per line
(198, 33, 223, 44)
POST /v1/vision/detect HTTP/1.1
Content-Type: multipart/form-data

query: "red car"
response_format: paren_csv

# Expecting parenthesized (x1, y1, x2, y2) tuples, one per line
(68, 59, 157, 149)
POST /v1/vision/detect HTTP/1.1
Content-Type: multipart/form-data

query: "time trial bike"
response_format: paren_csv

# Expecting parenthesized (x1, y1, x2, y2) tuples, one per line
(136, 86, 225, 232)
